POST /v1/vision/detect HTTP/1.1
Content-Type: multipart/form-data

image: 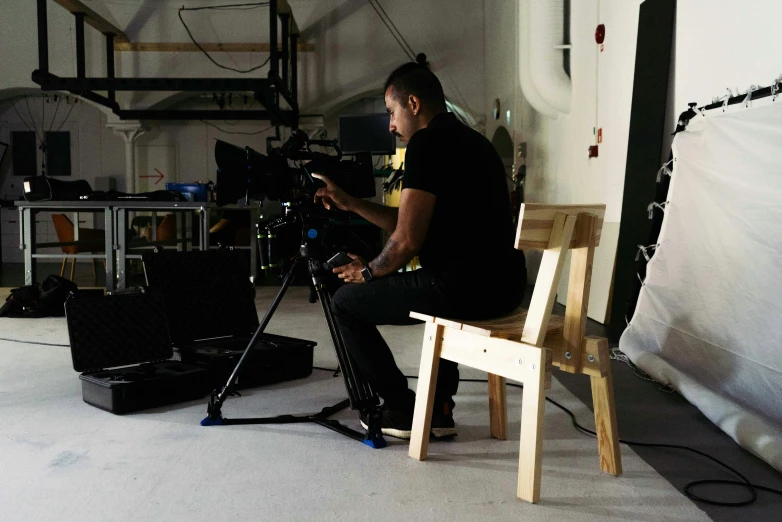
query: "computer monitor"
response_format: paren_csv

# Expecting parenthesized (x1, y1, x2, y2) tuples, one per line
(339, 114, 396, 155)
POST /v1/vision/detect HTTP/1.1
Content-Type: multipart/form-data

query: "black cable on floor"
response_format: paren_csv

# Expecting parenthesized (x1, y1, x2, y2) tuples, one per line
(313, 367, 782, 507)
(0, 337, 70, 347)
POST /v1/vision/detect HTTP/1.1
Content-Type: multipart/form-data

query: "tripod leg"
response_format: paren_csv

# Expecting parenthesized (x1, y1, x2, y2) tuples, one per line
(320, 290, 374, 404)
(202, 257, 302, 425)
(311, 280, 384, 448)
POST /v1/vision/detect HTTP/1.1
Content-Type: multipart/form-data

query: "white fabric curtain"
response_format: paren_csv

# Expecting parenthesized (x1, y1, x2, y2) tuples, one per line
(620, 99, 782, 472)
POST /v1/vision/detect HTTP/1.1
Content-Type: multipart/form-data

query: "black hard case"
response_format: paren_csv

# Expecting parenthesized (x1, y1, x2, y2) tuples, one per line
(141, 249, 314, 389)
(65, 292, 212, 414)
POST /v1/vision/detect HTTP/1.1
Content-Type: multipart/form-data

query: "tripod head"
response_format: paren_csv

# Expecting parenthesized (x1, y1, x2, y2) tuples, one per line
(255, 195, 375, 284)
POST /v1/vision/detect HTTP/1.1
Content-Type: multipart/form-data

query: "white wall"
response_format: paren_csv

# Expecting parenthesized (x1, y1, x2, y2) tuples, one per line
(299, 0, 485, 120)
(483, 0, 641, 322)
(673, 0, 782, 115)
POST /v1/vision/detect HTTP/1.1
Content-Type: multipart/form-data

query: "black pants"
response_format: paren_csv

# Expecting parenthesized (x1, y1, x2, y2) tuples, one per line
(331, 268, 524, 412)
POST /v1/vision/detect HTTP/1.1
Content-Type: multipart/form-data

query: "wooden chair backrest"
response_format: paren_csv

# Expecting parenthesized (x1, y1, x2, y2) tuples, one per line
(517, 204, 605, 373)
(515, 204, 606, 250)
(51, 213, 105, 254)
(156, 214, 177, 242)
(51, 214, 77, 254)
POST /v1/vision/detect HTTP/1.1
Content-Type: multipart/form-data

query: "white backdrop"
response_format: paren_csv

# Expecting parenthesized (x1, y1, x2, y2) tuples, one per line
(620, 99, 782, 472)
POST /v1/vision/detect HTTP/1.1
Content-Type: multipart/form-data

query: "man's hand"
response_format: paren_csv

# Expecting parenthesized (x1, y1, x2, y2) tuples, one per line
(332, 253, 367, 284)
(312, 174, 355, 211)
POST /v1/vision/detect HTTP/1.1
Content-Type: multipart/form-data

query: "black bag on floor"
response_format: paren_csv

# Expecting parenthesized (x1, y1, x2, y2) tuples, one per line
(0, 275, 78, 318)
(65, 291, 211, 414)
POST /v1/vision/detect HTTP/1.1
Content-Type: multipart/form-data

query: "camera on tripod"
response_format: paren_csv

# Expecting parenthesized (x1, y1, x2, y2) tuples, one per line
(214, 129, 375, 207)
(203, 131, 386, 446)
(214, 129, 378, 277)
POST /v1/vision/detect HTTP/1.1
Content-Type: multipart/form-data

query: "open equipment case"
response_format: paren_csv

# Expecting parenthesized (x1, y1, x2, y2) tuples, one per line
(65, 292, 212, 414)
(141, 249, 315, 390)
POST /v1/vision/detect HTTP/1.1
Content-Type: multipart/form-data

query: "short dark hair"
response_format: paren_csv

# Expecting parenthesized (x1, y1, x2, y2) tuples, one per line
(383, 53, 446, 111)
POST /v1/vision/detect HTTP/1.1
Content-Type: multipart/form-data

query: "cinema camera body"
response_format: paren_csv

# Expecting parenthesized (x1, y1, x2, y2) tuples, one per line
(214, 130, 377, 274)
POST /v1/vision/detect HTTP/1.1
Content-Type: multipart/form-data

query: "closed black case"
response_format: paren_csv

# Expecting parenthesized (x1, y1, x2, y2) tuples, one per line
(66, 292, 211, 414)
(142, 250, 314, 389)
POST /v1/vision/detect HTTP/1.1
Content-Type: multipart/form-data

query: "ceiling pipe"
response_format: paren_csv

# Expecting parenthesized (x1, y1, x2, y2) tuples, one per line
(529, 0, 572, 114)
(519, 0, 572, 117)
(519, 0, 559, 118)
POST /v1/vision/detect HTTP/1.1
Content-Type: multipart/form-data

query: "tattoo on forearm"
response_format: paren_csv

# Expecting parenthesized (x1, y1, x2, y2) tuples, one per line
(372, 237, 400, 275)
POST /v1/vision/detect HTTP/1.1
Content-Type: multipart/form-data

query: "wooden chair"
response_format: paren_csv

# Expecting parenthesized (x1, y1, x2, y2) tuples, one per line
(408, 203, 622, 503)
(51, 214, 106, 283)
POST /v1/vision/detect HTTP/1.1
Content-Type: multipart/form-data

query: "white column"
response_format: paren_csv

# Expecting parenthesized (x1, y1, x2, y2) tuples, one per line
(107, 120, 147, 193)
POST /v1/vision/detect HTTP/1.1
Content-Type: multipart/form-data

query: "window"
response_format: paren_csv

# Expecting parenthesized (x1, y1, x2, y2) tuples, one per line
(12, 131, 36, 177)
(46, 131, 71, 176)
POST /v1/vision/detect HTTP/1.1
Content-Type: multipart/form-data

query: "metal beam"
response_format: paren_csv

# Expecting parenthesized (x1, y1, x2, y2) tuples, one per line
(37, 0, 49, 74)
(291, 33, 298, 109)
(278, 0, 299, 35)
(77, 90, 120, 112)
(113, 42, 314, 53)
(115, 110, 296, 122)
(75, 12, 85, 78)
(52, 0, 129, 43)
(105, 33, 116, 104)
(269, 0, 278, 79)
(281, 14, 290, 91)
(32, 72, 273, 92)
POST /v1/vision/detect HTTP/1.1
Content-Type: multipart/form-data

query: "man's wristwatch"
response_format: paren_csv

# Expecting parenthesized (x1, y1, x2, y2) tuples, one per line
(361, 264, 374, 282)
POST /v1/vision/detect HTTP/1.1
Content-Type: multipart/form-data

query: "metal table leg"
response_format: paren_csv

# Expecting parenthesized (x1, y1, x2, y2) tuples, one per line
(116, 209, 127, 290)
(104, 208, 115, 292)
(250, 206, 259, 283)
(177, 212, 184, 252)
(200, 206, 209, 251)
(22, 208, 35, 285)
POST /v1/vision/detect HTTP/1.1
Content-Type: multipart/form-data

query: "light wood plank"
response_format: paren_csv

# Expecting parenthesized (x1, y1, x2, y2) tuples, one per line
(521, 213, 576, 347)
(114, 42, 316, 53)
(516, 203, 605, 250)
(409, 311, 435, 322)
(561, 213, 597, 372)
(549, 335, 608, 378)
(517, 344, 547, 503)
(591, 361, 623, 476)
(409, 323, 444, 461)
(488, 374, 507, 440)
(460, 309, 564, 339)
(438, 329, 548, 384)
(52, 0, 129, 42)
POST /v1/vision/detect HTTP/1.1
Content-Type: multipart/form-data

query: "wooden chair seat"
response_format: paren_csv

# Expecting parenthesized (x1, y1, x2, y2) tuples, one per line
(411, 309, 564, 340)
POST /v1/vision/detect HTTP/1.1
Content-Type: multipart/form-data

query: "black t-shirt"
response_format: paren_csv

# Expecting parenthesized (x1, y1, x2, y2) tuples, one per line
(402, 112, 525, 294)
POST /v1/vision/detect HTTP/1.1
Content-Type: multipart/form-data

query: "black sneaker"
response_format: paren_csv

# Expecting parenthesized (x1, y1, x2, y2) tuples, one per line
(430, 401, 457, 439)
(360, 403, 457, 440)
(360, 405, 413, 439)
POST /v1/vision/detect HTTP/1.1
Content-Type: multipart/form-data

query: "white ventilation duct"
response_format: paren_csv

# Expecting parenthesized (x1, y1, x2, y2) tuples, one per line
(519, 0, 573, 117)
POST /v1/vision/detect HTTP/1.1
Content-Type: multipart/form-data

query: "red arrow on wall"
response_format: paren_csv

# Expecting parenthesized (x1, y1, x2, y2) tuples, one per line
(141, 168, 165, 185)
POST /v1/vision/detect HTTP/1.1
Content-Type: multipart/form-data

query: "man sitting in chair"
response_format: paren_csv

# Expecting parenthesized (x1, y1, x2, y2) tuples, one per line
(312, 54, 526, 439)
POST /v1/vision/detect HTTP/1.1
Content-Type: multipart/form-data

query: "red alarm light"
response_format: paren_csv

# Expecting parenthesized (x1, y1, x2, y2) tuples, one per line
(595, 24, 606, 44)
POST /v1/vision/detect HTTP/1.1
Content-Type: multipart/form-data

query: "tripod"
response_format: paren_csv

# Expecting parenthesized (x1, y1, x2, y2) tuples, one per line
(201, 220, 387, 449)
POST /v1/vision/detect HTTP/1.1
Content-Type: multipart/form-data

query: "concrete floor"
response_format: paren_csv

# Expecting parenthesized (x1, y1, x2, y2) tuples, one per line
(0, 286, 712, 521)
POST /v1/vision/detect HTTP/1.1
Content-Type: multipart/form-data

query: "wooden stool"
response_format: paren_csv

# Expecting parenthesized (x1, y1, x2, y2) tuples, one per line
(408, 204, 622, 503)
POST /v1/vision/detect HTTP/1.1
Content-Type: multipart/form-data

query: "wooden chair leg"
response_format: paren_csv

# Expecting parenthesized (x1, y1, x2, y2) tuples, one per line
(409, 322, 444, 461)
(591, 365, 622, 476)
(60, 257, 67, 277)
(488, 373, 507, 440)
(517, 348, 548, 503)
(69, 258, 76, 281)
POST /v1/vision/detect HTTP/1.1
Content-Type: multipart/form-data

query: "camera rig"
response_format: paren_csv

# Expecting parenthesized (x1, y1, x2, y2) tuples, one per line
(201, 131, 386, 448)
